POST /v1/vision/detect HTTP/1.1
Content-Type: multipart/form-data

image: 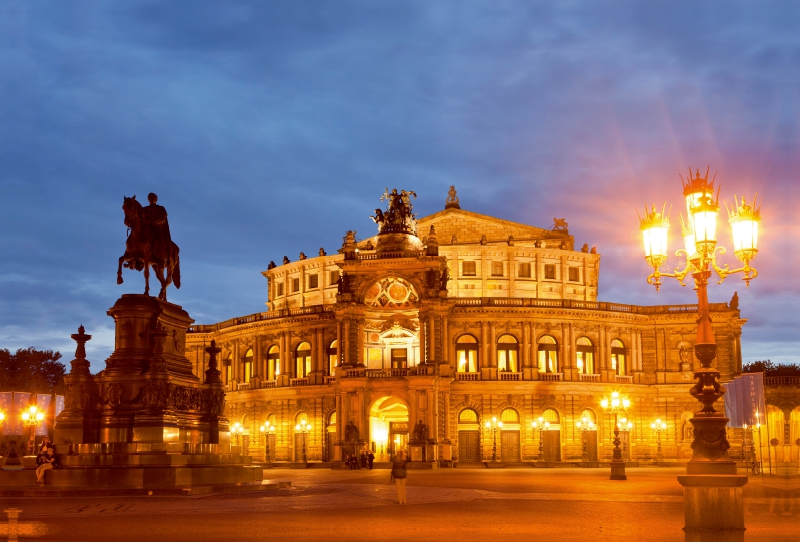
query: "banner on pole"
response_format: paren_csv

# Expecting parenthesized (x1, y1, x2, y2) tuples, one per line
(724, 373, 766, 428)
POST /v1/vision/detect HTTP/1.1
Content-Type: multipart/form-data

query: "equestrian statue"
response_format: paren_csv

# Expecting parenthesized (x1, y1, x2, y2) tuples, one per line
(117, 193, 181, 301)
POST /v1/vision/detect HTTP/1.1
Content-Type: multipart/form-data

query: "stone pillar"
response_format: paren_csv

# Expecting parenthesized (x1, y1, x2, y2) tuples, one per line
(355, 318, 365, 367)
(480, 321, 490, 380)
(427, 314, 436, 364)
(487, 322, 498, 380)
(277, 332, 290, 387)
(418, 314, 427, 366)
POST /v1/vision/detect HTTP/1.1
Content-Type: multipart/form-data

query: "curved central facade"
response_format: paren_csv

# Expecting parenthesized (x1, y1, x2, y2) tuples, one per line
(185, 188, 753, 466)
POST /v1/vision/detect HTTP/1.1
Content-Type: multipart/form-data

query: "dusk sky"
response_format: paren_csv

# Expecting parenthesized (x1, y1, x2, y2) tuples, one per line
(2, 1, 798, 372)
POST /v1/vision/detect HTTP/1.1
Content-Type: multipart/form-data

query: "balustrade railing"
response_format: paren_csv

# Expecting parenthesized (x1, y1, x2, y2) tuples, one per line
(323, 376, 336, 384)
(290, 377, 309, 386)
(540, 372, 563, 382)
(765, 376, 800, 386)
(499, 372, 522, 381)
(456, 372, 480, 381)
(614, 375, 633, 384)
(262, 381, 277, 389)
(579, 374, 600, 383)
(451, 298, 729, 314)
(237, 382, 250, 390)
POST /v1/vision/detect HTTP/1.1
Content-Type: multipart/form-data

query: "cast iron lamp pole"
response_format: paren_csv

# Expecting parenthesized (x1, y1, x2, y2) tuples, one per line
(600, 391, 630, 480)
(231, 422, 243, 448)
(576, 417, 595, 463)
(295, 419, 312, 463)
(260, 422, 275, 463)
(651, 419, 667, 464)
(21, 405, 45, 454)
(639, 168, 760, 535)
(532, 417, 550, 462)
(484, 416, 503, 462)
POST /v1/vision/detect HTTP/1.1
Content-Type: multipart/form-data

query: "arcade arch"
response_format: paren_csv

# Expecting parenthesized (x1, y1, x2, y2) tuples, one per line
(369, 396, 409, 461)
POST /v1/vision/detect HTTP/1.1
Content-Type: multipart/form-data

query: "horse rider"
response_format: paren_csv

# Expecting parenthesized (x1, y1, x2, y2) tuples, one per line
(141, 193, 172, 265)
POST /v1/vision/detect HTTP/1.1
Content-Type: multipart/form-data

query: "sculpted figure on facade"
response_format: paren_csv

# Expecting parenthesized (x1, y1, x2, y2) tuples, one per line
(378, 187, 418, 234)
(345, 420, 359, 442)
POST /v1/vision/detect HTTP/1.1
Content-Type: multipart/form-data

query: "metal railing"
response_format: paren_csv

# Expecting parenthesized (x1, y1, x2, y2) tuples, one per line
(499, 372, 522, 381)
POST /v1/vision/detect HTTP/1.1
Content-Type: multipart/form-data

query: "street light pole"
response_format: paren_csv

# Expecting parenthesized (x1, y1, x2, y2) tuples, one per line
(650, 419, 667, 464)
(600, 391, 630, 480)
(639, 168, 759, 535)
(21, 405, 45, 454)
(532, 417, 550, 462)
(260, 422, 275, 463)
(484, 417, 503, 462)
(576, 417, 595, 463)
(295, 419, 312, 464)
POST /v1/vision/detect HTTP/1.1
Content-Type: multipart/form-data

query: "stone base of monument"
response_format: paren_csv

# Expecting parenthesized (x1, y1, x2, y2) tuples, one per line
(677, 474, 747, 542)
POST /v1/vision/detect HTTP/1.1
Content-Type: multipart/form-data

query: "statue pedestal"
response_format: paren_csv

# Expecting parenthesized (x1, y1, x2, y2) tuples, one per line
(677, 475, 747, 541)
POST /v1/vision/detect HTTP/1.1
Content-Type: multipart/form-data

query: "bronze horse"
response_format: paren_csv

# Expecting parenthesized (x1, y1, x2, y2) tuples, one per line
(117, 195, 181, 301)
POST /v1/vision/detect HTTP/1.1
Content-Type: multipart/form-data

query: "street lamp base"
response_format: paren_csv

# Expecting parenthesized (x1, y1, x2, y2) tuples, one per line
(610, 460, 627, 480)
(678, 474, 747, 540)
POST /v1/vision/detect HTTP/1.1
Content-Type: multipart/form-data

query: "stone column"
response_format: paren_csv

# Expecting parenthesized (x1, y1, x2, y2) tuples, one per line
(251, 336, 262, 388)
(428, 314, 436, 364)
(480, 321, 490, 380)
(418, 313, 427, 366)
(487, 322, 498, 380)
(355, 318, 365, 367)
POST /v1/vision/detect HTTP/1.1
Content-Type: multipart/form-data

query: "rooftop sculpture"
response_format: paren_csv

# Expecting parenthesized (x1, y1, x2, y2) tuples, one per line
(370, 188, 418, 235)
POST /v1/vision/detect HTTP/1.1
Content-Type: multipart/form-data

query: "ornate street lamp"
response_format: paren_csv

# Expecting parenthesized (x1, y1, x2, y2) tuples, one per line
(295, 419, 312, 463)
(639, 168, 760, 534)
(532, 417, 550, 462)
(231, 422, 244, 447)
(260, 422, 276, 463)
(600, 391, 630, 480)
(21, 405, 45, 453)
(576, 417, 595, 463)
(650, 419, 668, 463)
(484, 416, 503, 462)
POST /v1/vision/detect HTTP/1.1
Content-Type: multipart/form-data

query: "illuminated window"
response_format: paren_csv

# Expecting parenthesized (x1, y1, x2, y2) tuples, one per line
(544, 264, 556, 280)
(267, 345, 280, 380)
(225, 356, 232, 383)
(329, 270, 339, 286)
(327, 340, 338, 375)
(459, 409, 479, 423)
(295, 342, 311, 377)
(611, 339, 627, 375)
(543, 408, 560, 424)
(496, 334, 519, 372)
(500, 408, 519, 423)
(576, 337, 595, 374)
(537, 335, 559, 373)
(462, 261, 477, 276)
(519, 263, 531, 278)
(580, 409, 596, 424)
(491, 261, 503, 276)
(568, 267, 579, 282)
(243, 348, 253, 383)
(276, 283, 284, 296)
(308, 274, 319, 289)
(292, 278, 300, 293)
(456, 334, 479, 373)
(390, 348, 407, 369)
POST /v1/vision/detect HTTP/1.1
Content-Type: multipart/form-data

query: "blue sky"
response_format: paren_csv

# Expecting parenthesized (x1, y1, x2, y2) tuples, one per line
(2, 1, 798, 371)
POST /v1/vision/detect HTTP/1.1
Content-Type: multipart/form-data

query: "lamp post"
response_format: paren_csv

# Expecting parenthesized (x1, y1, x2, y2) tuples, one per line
(231, 422, 243, 448)
(639, 168, 759, 535)
(260, 422, 275, 463)
(651, 419, 668, 464)
(295, 419, 312, 463)
(576, 417, 595, 463)
(21, 405, 45, 454)
(600, 391, 630, 480)
(484, 416, 503, 462)
(532, 417, 550, 462)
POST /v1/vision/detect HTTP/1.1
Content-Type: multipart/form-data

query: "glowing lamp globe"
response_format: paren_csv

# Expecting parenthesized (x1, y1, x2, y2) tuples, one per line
(728, 195, 760, 264)
(639, 205, 670, 268)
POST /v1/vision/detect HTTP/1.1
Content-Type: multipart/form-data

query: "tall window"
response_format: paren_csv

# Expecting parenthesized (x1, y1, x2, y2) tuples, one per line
(276, 283, 284, 296)
(267, 345, 280, 380)
(538, 335, 559, 373)
(576, 337, 595, 374)
(308, 274, 319, 289)
(496, 334, 519, 372)
(329, 270, 340, 286)
(542, 408, 560, 424)
(519, 262, 531, 278)
(327, 340, 338, 375)
(462, 261, 477, 276)
(295, 342, 312, 377)
(456, 334, 479, 372)
(292, 277, 300, 293)
(501, 408, 520, 423)
(225, 356, 232, 383)
(243, 348, 253, 383)
(491, 261, 504, 276)
(544, 264, 556, 279)
(611, 339, 627, 375)
(568, 267, 579, 282)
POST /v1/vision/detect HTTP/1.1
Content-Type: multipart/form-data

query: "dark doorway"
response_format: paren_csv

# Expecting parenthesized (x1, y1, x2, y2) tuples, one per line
(543, 430, 561, 462)
(458, 431, 481, 461)
(501, 431, 520, 462)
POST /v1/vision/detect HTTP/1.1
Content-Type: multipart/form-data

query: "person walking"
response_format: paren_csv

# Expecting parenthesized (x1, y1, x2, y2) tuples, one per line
(391, 450, 409, 504)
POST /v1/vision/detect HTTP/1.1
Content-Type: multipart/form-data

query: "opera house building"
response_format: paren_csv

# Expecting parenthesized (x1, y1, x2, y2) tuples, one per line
(183, 187, 795, 468)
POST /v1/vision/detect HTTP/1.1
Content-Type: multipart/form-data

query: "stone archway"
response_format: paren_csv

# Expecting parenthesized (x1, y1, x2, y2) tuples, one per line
(369, 396, 409, 461)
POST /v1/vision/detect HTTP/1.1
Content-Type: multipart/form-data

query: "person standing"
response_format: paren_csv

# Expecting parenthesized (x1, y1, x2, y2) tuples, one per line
(391, 450, 408, 504)
(367, 450, 375, 470)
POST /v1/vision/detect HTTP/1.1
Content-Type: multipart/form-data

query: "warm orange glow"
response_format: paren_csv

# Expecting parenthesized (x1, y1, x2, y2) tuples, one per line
(639, 204, 670, 267)
(728, 194, 760, 263)
(690, 194, 719, 246)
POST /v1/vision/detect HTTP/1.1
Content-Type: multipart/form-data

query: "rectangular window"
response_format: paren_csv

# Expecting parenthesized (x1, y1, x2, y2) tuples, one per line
(544, 264, 556, 280)
(462, 261, 477, 276)
(308, 273, 319, 289)
(292, 277, 300, 293)
(330, 270, 340, 286)
(276, 282, 284, 296)
(244, 361, 252, 383)
(491, 261, 503, 276)
(519, 262, 531, 278)
(568, 267, 579, 282)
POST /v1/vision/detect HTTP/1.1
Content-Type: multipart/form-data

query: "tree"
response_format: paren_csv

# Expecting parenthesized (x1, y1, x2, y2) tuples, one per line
(742, 359, 800, 377)
(0, 348, 66, 394)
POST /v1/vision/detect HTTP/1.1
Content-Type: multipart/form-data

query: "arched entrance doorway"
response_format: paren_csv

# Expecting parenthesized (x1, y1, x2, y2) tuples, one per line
(369, 396, 409, 461)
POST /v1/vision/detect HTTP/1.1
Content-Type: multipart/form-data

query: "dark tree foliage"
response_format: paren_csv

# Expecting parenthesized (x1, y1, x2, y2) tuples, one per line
(742, 360, 800, 377)
(0, 348, 66, 394)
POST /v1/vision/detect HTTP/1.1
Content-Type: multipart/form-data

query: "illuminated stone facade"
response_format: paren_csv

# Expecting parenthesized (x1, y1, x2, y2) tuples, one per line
(184, 188, 798, 468)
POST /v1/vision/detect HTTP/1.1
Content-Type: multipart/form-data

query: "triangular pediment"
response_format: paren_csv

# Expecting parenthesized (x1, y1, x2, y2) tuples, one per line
(417, 208, 567, 245)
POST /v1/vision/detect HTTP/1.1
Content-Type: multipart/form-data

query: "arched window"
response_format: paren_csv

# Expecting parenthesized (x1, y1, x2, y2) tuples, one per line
(456, 334, 479, 373)
(542, 408, 560, 424)
(576, 337, 595, 375)
(267, 345, 280, 380)
(327, 340, 338, 375)
(296, 412, 308, 424)
(579, 409, 596, 424)
(459, 409, 479, 424)
(497, 334, 519, 372)
(538, 335, 559, 374)
(295, 342, 312, 378)
(328, 411, 337, 426)
(500, 408, 520, 424)
(243, 348, 254, 384)
(611, 339, 627, 375)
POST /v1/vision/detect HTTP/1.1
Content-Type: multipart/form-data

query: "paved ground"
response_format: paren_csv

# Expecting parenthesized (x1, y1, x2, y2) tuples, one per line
(1, 468, 797, 542)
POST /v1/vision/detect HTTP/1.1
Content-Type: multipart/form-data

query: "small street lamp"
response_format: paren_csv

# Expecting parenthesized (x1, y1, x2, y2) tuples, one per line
(484, 416, 503, 462)
(21, 405, 45, 454)
(295, 419, 312, 463)
(650, 419, 668, 463)
(532, 417, 550, 462)
(231, 422, 244, 447)
(576, 417, 595, 463)
(260, 422, 276, 463)
(600, 391, 630, 480)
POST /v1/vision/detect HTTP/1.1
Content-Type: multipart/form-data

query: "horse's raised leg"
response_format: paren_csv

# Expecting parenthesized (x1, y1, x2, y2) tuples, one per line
(143, 263, 150, 296)
(155, 266, 168, 301)
(117, 255, 126, 285)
